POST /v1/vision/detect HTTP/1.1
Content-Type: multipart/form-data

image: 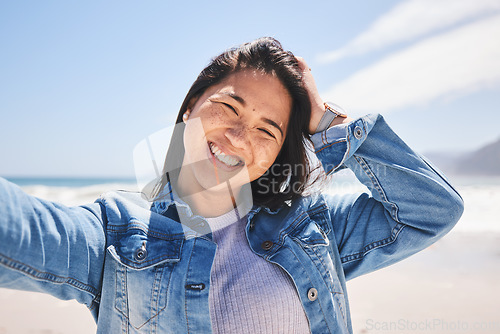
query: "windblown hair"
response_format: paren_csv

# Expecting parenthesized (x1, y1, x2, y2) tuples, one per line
(155, 37, 315, 209)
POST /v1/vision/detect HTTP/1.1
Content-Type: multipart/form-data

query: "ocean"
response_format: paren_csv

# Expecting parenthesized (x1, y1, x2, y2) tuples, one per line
(3, 174, 499, 233)
(5, 176, 137, 188)
(4, 176, 138, 207)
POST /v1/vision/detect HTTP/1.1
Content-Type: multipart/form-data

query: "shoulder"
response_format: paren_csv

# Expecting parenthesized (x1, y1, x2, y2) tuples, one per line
(96, 190, 155, 227)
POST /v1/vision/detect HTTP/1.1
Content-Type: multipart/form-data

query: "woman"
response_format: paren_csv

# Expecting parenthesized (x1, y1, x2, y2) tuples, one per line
(0, 37, 463, 333)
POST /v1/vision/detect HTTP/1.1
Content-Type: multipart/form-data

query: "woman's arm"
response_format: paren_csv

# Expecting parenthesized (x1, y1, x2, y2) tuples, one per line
(0, 177, 107, 312)
(312, 115, 464, 280)
(297, 57, 464, 280)
(296, 57, 353, 132)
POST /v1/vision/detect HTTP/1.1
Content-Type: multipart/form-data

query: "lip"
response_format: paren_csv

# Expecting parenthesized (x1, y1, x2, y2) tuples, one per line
(207, 141, 245, 172)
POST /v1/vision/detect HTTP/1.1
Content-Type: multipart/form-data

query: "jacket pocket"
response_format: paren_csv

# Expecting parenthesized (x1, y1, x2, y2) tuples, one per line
(107, 222, 183, 329)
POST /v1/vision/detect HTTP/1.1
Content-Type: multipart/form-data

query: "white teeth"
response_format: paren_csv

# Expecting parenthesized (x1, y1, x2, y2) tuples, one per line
(209, 142, 240, 167)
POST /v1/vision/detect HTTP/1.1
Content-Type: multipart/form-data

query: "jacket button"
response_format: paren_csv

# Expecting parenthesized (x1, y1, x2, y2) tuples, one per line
(261, 240, 273, 250)
(134, 243, 148, 262)
(354, 126, 363, 139)
(307, 288, 318, 301)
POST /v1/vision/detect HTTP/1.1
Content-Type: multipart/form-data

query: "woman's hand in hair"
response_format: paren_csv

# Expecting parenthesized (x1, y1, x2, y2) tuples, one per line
(296, 56, 351, 134)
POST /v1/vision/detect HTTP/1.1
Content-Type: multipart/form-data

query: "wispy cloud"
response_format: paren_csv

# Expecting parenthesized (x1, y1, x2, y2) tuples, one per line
(318, 0, 500, 64)
(322, 14, 500, 114)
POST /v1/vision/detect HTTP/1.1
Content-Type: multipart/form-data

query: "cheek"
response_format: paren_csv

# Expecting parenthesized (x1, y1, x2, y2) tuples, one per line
(197, 107, 226, 130)
(252, 142, 282, 175)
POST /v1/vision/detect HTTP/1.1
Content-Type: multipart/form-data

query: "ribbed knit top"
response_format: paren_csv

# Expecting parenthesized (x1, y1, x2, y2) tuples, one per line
(206, 210, 310, 334)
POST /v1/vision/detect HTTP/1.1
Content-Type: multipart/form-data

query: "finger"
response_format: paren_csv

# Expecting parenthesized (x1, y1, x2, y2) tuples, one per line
(295, 56, 309, 72)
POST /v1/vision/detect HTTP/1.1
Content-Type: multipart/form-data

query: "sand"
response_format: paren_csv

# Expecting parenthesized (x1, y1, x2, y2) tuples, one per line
(348, 231, 500, 334)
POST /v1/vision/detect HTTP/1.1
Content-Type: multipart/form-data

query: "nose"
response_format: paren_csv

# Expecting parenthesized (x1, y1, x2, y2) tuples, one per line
(225, 123, 251, 151)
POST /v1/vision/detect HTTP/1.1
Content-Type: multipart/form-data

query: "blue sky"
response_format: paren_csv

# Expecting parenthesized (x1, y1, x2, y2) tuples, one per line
(1, 0, 499, 177)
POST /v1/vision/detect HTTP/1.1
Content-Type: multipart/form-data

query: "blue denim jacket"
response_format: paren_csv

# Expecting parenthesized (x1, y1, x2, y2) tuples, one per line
(0, 114, 464, 334)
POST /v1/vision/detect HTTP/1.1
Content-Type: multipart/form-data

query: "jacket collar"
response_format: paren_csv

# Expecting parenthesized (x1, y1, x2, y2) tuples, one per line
(151, 181, 286, 219)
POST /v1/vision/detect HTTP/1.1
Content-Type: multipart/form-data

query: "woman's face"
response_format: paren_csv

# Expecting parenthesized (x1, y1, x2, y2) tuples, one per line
(180, 69, 292, 194)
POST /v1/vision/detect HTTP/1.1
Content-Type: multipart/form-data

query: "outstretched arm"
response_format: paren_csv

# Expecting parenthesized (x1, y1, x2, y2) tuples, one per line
(0, 177, 107, 313)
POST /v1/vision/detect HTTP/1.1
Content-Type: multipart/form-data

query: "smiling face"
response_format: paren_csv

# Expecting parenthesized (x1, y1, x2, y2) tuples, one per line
(178, 69, 292, 197)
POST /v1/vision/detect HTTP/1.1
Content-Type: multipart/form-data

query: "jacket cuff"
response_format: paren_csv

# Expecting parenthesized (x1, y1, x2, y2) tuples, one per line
(311, 113, 379, 174)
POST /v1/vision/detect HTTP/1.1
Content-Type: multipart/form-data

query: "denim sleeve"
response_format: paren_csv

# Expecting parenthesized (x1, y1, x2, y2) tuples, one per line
(311, 114, 464, 280)
(0, 177, 107, 312)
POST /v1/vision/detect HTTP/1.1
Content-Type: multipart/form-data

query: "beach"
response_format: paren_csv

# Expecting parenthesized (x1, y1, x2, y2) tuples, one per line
(349, 231, 500, 334)
(0, 179, 499, 333)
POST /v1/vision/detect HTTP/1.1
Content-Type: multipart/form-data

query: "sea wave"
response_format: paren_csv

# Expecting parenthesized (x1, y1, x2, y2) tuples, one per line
(453, 184, 500, 233)
(21, 183, 138, 206)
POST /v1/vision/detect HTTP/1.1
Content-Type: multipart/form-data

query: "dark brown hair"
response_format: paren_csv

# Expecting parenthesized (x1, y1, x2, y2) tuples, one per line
(156, 37, 315, 209)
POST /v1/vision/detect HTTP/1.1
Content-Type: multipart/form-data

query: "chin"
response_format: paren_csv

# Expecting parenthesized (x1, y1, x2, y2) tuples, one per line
(195, 164, 251, 193)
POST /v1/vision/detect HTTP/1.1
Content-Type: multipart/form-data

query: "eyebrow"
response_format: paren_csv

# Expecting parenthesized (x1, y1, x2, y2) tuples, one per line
(222, 91, 246, 106)
(222, 92, 284, 138)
